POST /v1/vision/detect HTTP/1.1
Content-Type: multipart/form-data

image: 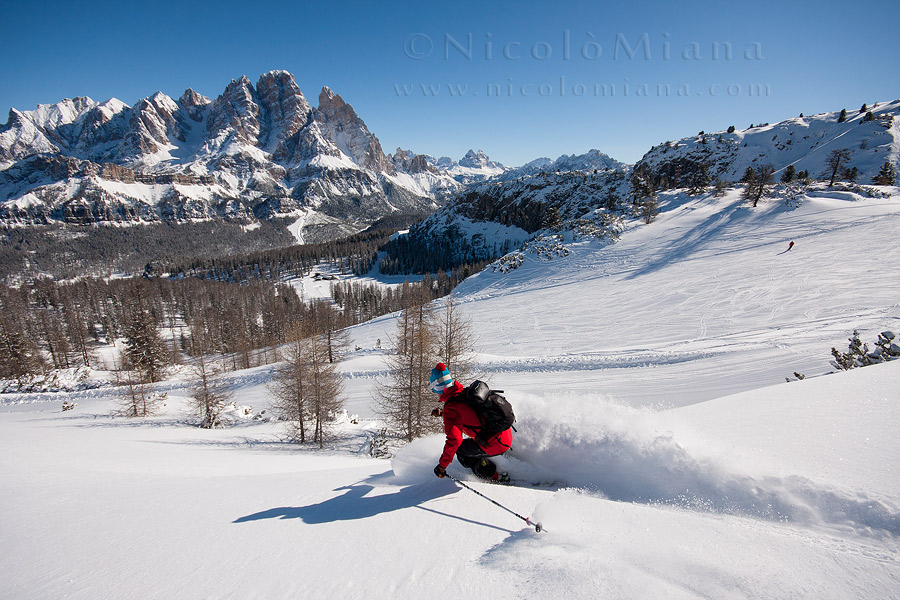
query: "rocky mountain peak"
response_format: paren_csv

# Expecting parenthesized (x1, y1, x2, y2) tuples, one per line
(392, 147, 437, 174)
(256, 71, 313, 150)
(179, 89, 210, 122)
(459, 149, 494, 168)
(314, 86, 394, 174)
(206, 75, 262, 145)
(125, 93, 184, 157)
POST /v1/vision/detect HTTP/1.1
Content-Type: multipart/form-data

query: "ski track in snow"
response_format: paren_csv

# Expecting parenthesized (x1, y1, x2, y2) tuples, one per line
(388, 388, 900, 541)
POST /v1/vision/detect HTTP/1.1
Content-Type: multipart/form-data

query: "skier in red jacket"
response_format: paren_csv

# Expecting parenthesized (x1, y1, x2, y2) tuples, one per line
(430, 363, 512, 483)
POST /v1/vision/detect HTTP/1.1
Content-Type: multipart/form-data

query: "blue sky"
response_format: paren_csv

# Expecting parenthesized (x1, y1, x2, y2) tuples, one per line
(2, 0, 898, 166)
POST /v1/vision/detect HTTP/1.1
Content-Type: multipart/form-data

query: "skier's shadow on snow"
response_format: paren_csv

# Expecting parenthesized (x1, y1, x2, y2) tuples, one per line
(233, 477, 513, 532)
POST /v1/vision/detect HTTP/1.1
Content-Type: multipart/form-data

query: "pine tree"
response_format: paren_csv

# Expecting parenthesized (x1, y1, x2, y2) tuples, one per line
(781, 164, 796, 184)
(543, 206, 562, 230)
(124, 307, 169, 383)
(375, 291, 439, 442)
(713, 178, 727, 197)
(740, 166, 755, 183)
(873, 161, 896, 186)
(0, 306, 44, 385)
(603, 188, 620, 211)
(629, 166, 655, 206)
(115, 354, 166, 417)
(742, 164, 774, 207)
(65, 304, 88, 368)
(640, 197, 660, 224)
(434, 295, 478, 385)
(687, 163, 711, 196)
(304, 324, 344, 448)
(825, 149, 851, 186)
(189, 319, 232, 428)
(269, 322, 311, 443)
(39, 308, 73, 370)
(838, 108, 847, 123)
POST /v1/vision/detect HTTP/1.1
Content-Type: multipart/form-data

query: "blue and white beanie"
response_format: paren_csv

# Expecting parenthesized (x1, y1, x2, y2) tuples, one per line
(430, 362, 453, 393)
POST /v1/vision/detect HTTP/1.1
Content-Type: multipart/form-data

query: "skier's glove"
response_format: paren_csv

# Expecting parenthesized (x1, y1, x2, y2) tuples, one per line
(431, 407, 443, 417)
(434, 465, 446, 478)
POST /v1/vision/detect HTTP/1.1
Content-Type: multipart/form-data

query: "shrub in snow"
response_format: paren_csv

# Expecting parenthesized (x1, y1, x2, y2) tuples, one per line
(874, 331, 900, 360)
(367, 428, 393, 459)
(832, 182, 890, 198)
(831, 330, 900, 371)
(570, 214, 624, 242)
(492, 252, 525, 273)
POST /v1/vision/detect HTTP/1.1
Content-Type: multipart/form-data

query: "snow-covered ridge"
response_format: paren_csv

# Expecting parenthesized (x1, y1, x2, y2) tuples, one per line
(409, 149, 629, 263)
(637, 99, 900, 183)
(416, 100, 899, 264)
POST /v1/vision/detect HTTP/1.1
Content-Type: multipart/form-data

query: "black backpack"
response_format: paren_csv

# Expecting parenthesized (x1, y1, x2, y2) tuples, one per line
(462, 380, 516, 443)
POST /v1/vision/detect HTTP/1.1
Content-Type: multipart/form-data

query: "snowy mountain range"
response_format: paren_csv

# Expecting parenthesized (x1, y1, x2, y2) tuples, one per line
(3, 76, 898, 259)
(496, 148, 625, 181)
(0, 71, 506, 240)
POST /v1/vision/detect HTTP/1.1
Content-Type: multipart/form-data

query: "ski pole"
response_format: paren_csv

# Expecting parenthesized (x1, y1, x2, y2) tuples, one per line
(446, 473, 545, 533)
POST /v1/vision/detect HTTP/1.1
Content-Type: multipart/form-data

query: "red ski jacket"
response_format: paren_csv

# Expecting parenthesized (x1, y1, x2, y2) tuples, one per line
(437, 381, 513, 469)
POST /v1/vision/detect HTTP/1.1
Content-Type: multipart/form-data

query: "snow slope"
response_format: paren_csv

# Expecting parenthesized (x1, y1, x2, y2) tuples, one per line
(2, 186, 899, 599)
(436, 186, 899, 408)
(1, 361, 897, 599)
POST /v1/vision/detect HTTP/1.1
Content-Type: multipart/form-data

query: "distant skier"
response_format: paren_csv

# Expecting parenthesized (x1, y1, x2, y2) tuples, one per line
(787, 241, 795, 251)
(430, 363, 512, 483)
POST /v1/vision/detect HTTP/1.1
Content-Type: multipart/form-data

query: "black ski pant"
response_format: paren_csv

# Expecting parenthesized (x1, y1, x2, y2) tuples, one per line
(456, 439, 500, 480)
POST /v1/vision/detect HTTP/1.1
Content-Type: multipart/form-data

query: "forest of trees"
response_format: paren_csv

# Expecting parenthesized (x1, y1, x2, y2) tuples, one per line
(0, 276, 304, 383)
(0, 262, 466, 388)
(158, 225, 398, 282)
(377, 227, 509, 276)
(0, 218, 298, 282)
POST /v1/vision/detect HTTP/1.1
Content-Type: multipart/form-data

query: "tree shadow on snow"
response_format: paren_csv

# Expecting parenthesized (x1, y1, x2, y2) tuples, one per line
(233, 477, 512, 531)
